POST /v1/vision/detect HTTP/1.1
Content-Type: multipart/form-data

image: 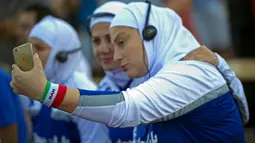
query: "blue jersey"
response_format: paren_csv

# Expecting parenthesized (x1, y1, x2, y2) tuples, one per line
(108, 127, 133, 143)
(30, 102, 81, 143)
(135, 92, 245, 143)
(99, 77, 134, 143)
(0, 70, 27, 143)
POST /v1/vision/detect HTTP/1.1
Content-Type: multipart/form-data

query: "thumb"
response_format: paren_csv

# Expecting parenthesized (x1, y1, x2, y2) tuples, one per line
(33, 53, 43, 69)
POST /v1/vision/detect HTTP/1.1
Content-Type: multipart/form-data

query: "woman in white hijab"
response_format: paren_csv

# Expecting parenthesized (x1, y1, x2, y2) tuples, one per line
(88, 2, 142, 142)
(24, 15, 110, 143)
(12, 1, 248, 143)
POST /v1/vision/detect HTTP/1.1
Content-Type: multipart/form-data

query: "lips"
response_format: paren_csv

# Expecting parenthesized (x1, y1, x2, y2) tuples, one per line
(121, 64, 128, 71)
(101, 57, 113, 63)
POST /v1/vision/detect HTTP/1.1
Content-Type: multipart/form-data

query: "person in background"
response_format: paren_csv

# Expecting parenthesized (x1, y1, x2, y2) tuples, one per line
(0, 69, 27, 143)
(88, 2, 143, 142)
(160, 0, 232, 58)
(15, 2, 52, 44)
(0, 0, 33, 25)
(0, 0, 50, 73)
(192, 0, 233, 58)
(21, 15, 109, 143)
(51, 0, 80, 30)
(160, 0, 198, 39)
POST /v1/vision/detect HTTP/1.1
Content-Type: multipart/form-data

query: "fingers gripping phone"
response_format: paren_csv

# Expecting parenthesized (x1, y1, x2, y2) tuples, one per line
(13, 42, 34, 71)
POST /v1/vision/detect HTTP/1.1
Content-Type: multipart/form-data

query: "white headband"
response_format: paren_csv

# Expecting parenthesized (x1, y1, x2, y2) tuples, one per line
(90, 16, 113, 29)
(110, 8, 138, 29)
(89, 1, 126, 30)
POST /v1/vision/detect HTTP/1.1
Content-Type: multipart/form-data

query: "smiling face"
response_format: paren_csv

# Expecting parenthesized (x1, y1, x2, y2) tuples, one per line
(91, 22, 120, 71)
(110, 26, 148, 78)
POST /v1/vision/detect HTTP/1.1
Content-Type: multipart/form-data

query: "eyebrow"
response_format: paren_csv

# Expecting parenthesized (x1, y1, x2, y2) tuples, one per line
(113, 32, 126, 43)
(92, 33, 110, 39)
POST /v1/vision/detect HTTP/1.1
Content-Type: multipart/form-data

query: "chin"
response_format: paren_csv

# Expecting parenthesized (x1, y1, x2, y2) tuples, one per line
(126, 70, 143, 79)
(101, 64, 118, 71)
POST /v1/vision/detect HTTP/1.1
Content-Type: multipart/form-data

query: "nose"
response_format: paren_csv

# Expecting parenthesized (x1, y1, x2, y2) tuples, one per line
(113, 46, 122, 62)
(98, 41, 110, 53)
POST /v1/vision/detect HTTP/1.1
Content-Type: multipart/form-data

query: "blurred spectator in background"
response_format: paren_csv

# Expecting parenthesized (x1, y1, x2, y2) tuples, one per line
(160, 0, 198, 39)
(0, 0, 33, 27)
(15, 3, 52, 44)
(161, 0, 232, 58)
(0, 16, 21, 73)
(192, 0, 233, 58)
(51, 0, 80, 30)
(0, 0, 30, 72)
(0, 0, 51, 74)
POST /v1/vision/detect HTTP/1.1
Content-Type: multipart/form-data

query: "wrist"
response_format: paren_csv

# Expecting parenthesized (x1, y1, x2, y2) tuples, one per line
(214, 53, 222, 69)
(38, 79, 47, 101)
(40, 82, 67, 108)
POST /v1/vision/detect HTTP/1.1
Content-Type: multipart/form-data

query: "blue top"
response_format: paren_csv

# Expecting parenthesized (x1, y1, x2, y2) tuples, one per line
(98, 79, 134, 143)
(31, 104, 81, 143)
(29, 77, 81, 143)
(135, 92, 245, 143)
(0, 69, 27, 143)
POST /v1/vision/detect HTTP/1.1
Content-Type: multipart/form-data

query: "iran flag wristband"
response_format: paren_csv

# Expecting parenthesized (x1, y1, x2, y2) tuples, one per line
(40, 82, 67, 108)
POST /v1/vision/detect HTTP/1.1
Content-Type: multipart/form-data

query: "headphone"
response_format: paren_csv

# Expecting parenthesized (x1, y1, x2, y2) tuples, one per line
(86, 0, 157, 41)
(142, 0, 157, 41)
(50, 18, 83, 63)
(56, 47, 83, 63)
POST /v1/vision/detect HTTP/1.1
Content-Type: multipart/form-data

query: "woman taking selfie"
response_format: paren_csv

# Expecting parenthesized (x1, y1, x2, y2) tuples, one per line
(12, 1, 248, 143)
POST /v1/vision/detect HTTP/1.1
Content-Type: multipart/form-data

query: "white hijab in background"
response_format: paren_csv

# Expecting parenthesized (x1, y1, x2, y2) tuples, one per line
(28, 16, 111, 143)
(110, 2, 249, 124)
(29, 15, 92, 84)
(90, 1, 143, 91)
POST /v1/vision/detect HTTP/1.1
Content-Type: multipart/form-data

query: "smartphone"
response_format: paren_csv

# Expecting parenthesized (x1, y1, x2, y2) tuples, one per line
(13, 42, 34, 71)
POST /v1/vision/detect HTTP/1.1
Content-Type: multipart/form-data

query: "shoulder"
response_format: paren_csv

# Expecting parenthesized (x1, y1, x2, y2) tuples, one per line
(98, 76, 119, 91)
(156, 61, 226, 89)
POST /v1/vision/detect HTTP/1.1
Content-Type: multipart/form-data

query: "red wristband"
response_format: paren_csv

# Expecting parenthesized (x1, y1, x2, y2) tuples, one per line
(51, 84, 67, 108)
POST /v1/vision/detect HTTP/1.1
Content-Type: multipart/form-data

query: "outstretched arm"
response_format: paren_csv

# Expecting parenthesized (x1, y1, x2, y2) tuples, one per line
(11, 54, 227, 128)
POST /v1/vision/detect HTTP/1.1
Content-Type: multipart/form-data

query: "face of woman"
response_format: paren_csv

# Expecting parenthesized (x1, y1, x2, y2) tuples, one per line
(91, 22, 120, 71)
(29, 37, 51, 68)
(110, 26, 148, 78)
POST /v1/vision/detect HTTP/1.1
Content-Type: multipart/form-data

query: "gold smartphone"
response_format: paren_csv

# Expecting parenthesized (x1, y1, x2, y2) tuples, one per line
(13, 42, 34, 71)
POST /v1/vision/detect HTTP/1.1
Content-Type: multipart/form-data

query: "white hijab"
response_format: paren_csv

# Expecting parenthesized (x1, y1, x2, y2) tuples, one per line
(110, 2, 200, 80)
(29, 15, 93, 84)
(110, 2, 249, 124)
(90, 2, 142, 90)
